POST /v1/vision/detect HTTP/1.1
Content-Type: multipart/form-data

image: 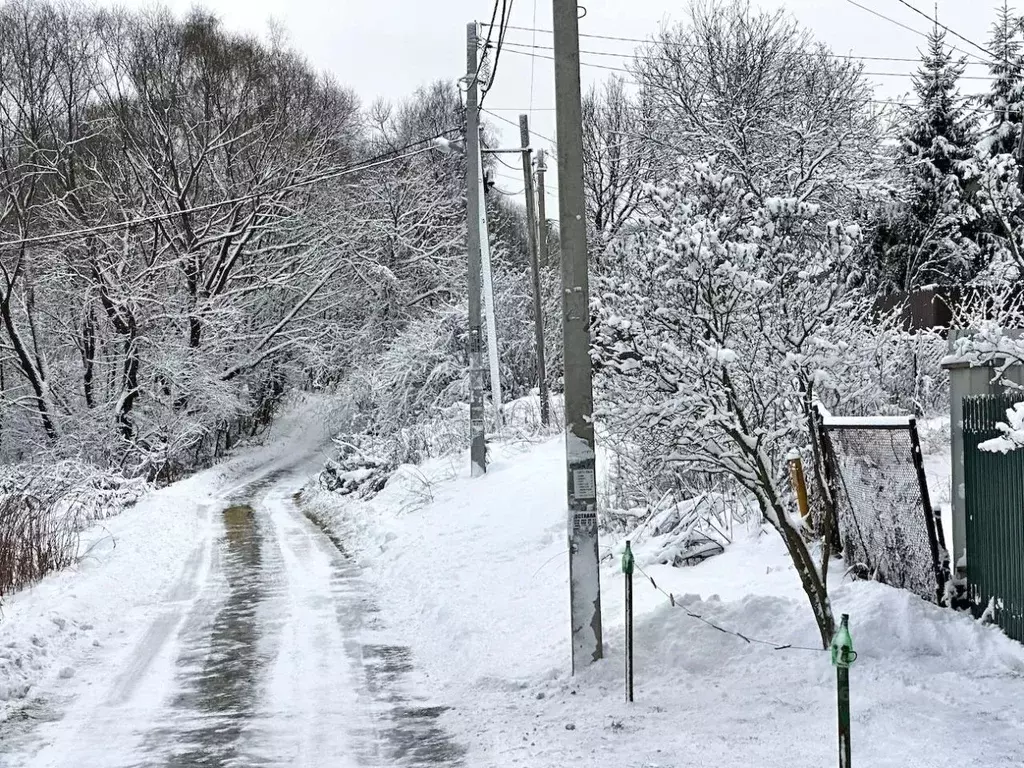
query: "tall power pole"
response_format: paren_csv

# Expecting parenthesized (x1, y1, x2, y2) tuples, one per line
(476, 148, 503, 431)
(465, 22, 487, 477)
(552, 0, 603, 672)
(519, 114, 549, 427)
(536, 149, 549, 268)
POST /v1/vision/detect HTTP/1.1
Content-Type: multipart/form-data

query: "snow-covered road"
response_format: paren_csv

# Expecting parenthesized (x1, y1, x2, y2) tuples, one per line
(2, 462, 463, 768)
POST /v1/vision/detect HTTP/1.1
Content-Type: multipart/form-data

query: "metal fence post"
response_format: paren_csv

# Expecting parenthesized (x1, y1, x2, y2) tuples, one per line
(622, 541, 634, 703)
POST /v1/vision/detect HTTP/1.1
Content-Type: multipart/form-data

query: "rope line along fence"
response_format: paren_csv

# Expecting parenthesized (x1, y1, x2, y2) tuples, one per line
(631, 560, 828, 653)
(624, 553, 858, 767)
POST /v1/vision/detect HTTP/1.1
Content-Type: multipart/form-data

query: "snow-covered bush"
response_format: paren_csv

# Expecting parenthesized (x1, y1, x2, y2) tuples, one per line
(980, 402, 1024, 453)
(0, 491, 78, 600)
(0, 461, 150, 524)
(319, 439, 393, 497)
(0, 461, 149, 599)
(592, 159, 886, 646)
(945, 284, 1024, 451)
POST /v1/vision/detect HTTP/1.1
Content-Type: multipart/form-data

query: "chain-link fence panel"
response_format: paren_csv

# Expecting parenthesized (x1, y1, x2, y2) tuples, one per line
(821, 417, 944, 603)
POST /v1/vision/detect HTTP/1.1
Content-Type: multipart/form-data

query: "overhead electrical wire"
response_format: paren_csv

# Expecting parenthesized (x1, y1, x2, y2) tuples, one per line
(490, 21, 993, 66)
(495, 48, 1000, 118)
(528, 0, 538, 121)
(473, 0, 504, 89)
(843, 0, 990, 64)
(481, 107, 557, 145)
(0, 131, 461, 250)
(490, 184, 525, 196)
(502, 46, 997, 84)
(891, 0, 995, 61)
(490, 151, 524, 171)
(485, 96, 991, 112)
(501, 39, 990, 71)
(480, 0, 515, 107)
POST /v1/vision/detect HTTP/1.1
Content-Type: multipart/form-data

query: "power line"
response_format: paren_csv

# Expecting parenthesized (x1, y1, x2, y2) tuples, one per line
(891, 0, 995, 61)
(499, 27, 988, 66)
(503, 46, 1000, 86)
(481, 107, 557, 144)
(502, 47, 1004, 106)
(474, 0, 504, 89)
(0, 133, 460, 249)
(529, 0, 538, 121)
(502, 40, 994, 79)
(485, 97, 993, 113)
(481, 0, 515, 106)
(490, 150, 523, 171)
(491, 46, 1000, 118)
(504, 46, 627, 74)
(486, 21, 652, 46)
(490, 184, 525, 196)
(843, 0, 990, 64)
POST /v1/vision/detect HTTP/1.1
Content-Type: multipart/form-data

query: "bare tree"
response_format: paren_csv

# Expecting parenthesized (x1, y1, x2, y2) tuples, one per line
(582, 76, 658, 247)
(632, 0, 881, 218)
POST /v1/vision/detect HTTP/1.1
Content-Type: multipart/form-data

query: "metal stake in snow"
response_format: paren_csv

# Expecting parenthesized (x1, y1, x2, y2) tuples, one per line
(553, 0, 603, 673)
(831, 613, 857, 768)
(623, 541, 635, 702)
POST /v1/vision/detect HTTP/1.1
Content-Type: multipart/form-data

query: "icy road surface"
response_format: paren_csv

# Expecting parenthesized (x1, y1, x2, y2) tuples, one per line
(2, 466, 463, 768)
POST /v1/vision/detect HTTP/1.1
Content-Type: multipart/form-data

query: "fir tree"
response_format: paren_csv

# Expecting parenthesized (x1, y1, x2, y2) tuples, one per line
(874, 24, 982, 289)
(982, 1, 1024, 156)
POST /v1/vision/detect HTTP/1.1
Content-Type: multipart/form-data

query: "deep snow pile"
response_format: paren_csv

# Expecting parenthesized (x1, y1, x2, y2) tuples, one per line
(0, 394, 336, 722)
(303, 432, 1024, 768)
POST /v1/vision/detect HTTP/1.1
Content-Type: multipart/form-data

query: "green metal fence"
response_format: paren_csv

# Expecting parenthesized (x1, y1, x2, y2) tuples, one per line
(964, 393, 1024, 641)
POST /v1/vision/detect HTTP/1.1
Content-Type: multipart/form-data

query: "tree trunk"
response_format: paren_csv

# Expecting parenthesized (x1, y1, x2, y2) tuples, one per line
(116, 333, 140, 440)
(82, 310, 96, 409)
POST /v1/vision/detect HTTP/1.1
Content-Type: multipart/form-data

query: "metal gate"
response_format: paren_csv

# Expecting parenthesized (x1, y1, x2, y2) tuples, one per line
(964, 393, 1024, 641)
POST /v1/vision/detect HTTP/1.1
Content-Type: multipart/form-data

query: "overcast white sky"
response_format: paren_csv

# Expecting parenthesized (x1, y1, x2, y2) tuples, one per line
(113, 0, 995, 202)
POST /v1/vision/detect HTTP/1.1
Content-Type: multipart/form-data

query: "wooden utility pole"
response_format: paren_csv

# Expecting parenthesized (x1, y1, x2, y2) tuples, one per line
(536, 149, 549, 269)
(552, 0, 602, 672)
(519, 114, 549, 427)
(465, 22, 487, 476)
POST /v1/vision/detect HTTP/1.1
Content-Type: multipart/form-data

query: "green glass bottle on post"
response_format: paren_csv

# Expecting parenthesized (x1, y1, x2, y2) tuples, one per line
(830, 613, 856, 668)
(830, 613, 856, 768)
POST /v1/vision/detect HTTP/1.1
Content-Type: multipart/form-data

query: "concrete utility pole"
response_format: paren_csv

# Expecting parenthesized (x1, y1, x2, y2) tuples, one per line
(476, 148, 503, 431)
(465, 22, 487, 476)
(552, 0, 603, 672)
(519, 114, 549, 427)
(536, 149, 549, 269)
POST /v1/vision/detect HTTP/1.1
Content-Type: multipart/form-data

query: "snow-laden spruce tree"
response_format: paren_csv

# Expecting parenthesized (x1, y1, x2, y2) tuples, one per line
(873, 25, 983, 290)
(982, 1, 1024, 157)
(592, 160, 882, 647)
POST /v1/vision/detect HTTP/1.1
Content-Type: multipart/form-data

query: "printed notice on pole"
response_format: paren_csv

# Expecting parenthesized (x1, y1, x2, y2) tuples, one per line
(573, 469, 597, 500)
(573, 511, 597, 532)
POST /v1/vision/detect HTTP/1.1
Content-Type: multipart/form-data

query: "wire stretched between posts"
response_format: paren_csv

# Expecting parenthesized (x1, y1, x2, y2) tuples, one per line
(632, 561, 827, 653)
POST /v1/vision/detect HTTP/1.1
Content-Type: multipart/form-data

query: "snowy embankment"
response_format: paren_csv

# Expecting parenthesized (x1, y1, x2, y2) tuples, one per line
(0, 395, 336, 723)
(303, 431, 1024, 768)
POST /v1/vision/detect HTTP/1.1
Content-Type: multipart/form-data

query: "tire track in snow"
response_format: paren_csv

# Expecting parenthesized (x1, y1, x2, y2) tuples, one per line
(5, 462, 464, 768)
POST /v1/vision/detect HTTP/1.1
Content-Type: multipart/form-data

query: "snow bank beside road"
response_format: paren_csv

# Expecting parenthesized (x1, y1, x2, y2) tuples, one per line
(306, 433, 1024, 768)
(0, 393, 335, 726)
(0, 471, 212, 719)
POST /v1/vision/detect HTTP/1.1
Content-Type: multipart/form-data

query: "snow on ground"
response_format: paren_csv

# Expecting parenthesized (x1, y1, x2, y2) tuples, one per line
(0, 394, 336, 729)
(304, 429, 1024, 768)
